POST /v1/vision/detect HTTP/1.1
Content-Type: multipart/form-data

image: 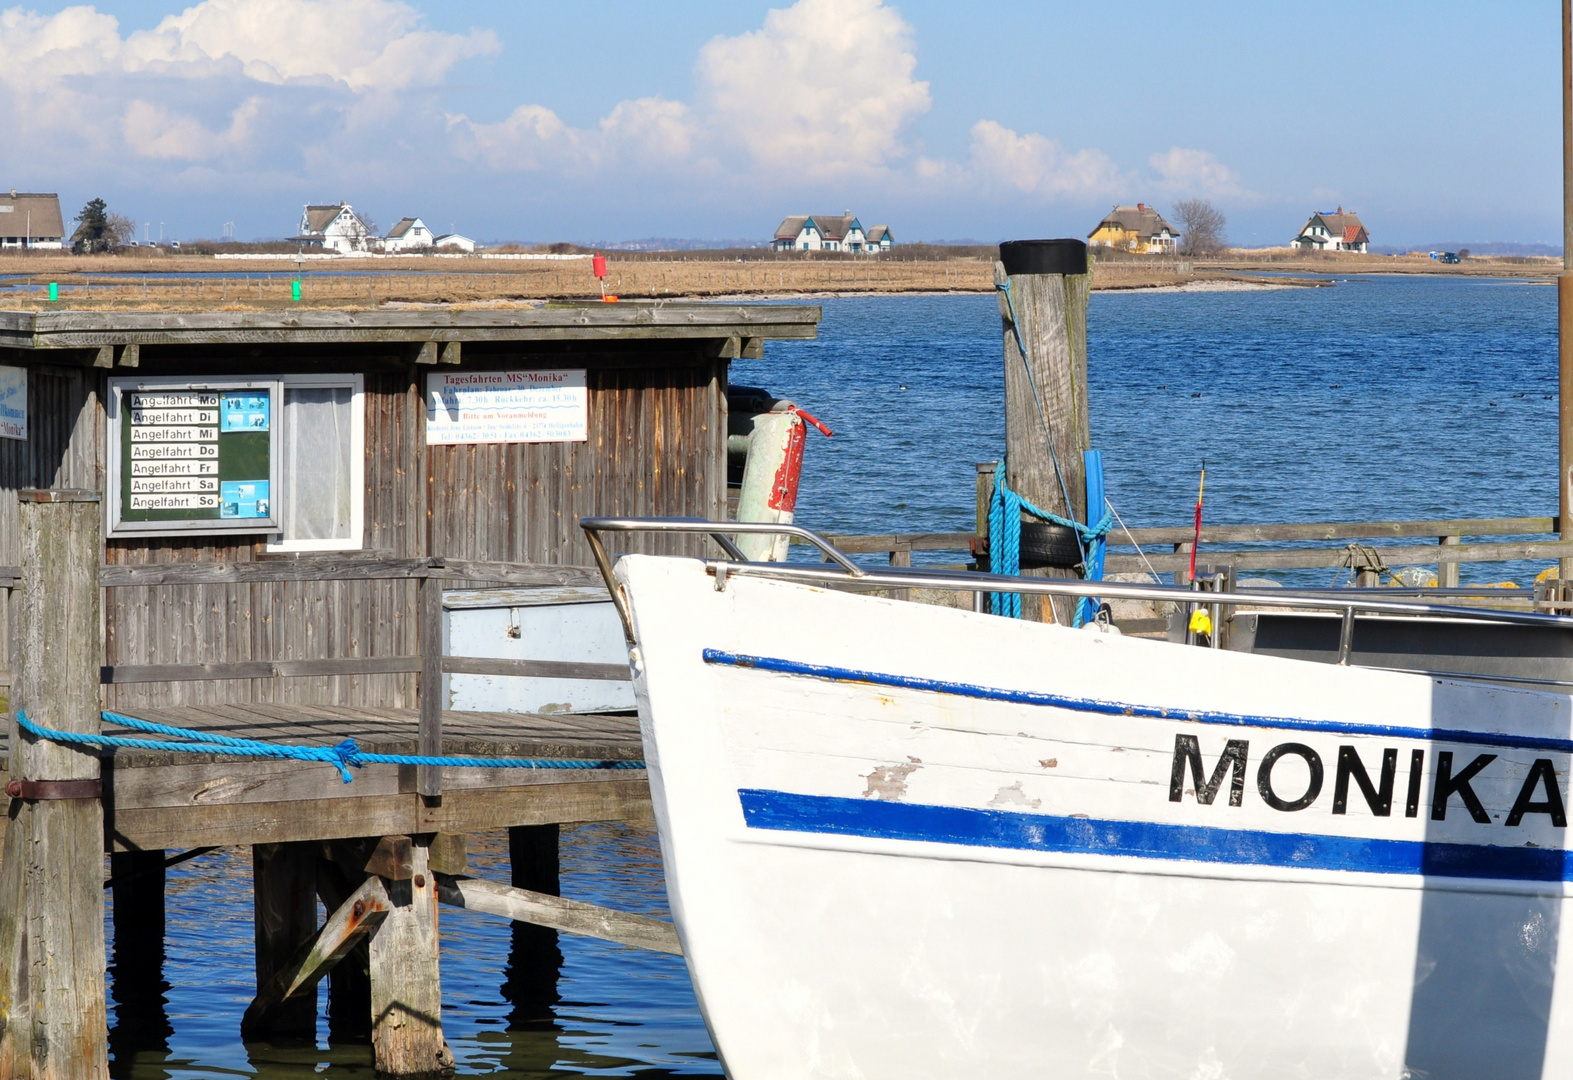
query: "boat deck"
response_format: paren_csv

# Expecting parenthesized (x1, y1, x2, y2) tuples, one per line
(1, 705, 648, 852)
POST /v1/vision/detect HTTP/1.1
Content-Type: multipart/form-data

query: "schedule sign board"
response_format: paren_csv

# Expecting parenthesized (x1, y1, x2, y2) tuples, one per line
(108, 378, 279, 535)
(425, 370, 588, 445)
(0, 365, 26, 441)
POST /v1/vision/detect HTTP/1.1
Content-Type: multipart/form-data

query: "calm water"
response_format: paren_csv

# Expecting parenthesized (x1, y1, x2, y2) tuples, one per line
(110, 275, 1561, 1075)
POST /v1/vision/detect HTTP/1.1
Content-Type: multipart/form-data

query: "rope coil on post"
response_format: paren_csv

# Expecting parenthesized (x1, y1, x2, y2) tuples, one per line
(988, 461, 1112, 621)
(15, 710, 645, 785)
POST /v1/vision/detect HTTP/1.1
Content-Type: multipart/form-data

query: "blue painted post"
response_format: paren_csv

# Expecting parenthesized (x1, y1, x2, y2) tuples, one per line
(47, 282, 57, 301)
(291, 279, 301, 302)
(1075, 450, 1106, 627)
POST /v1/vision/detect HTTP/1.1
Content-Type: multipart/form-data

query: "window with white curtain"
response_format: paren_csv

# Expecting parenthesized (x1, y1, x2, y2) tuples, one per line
(268, 374, 364, 551)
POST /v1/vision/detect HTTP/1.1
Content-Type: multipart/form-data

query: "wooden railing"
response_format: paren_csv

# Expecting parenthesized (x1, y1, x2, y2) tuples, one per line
(94, 556, 628, 799)
(808, 515, 1573, 588)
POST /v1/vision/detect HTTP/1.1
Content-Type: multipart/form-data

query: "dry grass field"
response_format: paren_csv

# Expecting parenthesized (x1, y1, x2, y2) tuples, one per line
(0, 247, 1533, 310)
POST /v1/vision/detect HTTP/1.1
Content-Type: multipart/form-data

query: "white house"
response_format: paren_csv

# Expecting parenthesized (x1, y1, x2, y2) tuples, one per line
(1292, 207, 1369, 253)
(0, 191, 65, 250)
(434, 233, 476, 253)
(296, 202, 372, 253)
(383, 216, 433, 252)
(771, 212, 892, 253)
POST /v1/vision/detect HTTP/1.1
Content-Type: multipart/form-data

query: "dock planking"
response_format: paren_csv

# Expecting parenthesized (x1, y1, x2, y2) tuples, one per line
(1, 705, 649, 851)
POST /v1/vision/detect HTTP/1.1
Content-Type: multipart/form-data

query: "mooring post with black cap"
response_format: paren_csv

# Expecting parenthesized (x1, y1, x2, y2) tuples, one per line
(995, 239, 1093, 623)
(0, 489, 108, 1078)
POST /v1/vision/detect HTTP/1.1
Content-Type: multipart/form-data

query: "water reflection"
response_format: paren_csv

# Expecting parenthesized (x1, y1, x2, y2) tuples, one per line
(106, 824, 718, 1078)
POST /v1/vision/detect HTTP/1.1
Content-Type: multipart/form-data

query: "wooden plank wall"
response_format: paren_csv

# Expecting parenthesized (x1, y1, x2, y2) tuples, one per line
(428, 353, 726, 563)
(89, 345, 726, 711)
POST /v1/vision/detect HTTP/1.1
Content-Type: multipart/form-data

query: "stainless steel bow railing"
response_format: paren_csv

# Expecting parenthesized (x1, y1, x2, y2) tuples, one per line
(580, 516, 1573, 665)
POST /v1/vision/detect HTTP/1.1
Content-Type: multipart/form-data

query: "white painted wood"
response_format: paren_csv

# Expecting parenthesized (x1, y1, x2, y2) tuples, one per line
(619, 554, 1573, 1080)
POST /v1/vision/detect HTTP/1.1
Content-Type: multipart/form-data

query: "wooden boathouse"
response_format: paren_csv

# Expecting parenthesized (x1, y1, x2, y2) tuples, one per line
(0, 303, 818, 1075)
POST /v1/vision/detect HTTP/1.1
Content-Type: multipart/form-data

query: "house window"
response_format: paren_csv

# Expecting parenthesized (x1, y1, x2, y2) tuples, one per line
(268, 373, 364, 551)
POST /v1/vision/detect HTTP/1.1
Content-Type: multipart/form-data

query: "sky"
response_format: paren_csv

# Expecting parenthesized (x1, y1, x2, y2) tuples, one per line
(0, 0, 1561, 247)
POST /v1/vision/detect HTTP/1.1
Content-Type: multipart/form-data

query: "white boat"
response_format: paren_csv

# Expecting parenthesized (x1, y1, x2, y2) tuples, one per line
(585, 518, 1573, 1080)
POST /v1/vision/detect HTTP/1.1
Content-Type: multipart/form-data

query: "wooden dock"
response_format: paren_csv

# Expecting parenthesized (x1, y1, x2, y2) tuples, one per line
(1, 706, 646, 854)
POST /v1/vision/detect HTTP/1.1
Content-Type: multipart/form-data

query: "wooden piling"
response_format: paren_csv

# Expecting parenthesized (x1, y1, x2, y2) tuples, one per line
(0, 489, 108, 1080)
(996, 243, 1092, 623)
(247, 842, 320, 1040)
(369, 837, 452, 1076)
(504, 825, 563, 1026)
(108, 850, 173, 1062)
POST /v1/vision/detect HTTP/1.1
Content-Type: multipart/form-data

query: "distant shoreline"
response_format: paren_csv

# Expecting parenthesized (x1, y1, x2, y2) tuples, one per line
(0, 250, 1538, 310)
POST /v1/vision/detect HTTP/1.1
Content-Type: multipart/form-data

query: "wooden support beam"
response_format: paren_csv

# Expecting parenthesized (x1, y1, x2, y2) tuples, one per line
(92, 343, 114, 368)
(436, 874, 682, 955)
(316, 842, 373, 1039)
(250, 841, 320, 1039)
(414, 340, 438, 365)
(439, 341, 461, 365)
(997, 245, 1091, 624)
(440, 656, 630, 681)
(0, 489, 108, 1078)
(369, 839, 453, 1076)
(418, 576, 443, 799)
(116, 342, 139, 368)
(243, 872, 392, 1038)
(108, 850, 172, 1062)
(504, 824, 562, 1024)
(1438, 535, 1462, 588)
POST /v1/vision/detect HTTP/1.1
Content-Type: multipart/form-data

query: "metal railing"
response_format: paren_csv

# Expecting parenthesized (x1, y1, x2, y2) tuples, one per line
(579, 517, 1573, 669)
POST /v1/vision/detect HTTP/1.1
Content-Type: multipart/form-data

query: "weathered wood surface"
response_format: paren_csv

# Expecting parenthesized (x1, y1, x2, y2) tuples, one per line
(102, 778, 652, 852)
(96, 557, 605, 588)
(0, 705, 649, 849)
(0, 304, 822, 349)
(440, 656, 630, 681)
(0, 491, 107, 1080)
(418, 577, 443, 798)
(242, 871, 392, 1038)
(249, 842, 319, 1039)
(99, 352, 723, 714)
(370, 840, 452, 1076)
(103, 655, 424, 683)
(996, 257, 1091, 624)
(436, 874, 682, 956)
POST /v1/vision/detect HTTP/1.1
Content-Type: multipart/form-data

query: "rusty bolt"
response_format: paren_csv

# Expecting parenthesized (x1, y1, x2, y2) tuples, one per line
(414, 874, 426, 888)
(352, 900, 366, 919)
(3, 780, 19, 799)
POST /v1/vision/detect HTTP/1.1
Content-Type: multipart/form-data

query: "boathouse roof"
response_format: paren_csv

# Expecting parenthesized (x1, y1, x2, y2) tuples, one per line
(0, 303, 820, 353)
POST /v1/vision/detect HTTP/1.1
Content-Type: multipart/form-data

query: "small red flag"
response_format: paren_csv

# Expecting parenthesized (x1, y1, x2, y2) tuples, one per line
(1189, 462, 1206, 582)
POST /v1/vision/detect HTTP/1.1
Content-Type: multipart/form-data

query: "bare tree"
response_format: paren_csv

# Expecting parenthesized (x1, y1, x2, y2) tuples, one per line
(1173, 199, 1227, 256)
(106, 214, 136, 249)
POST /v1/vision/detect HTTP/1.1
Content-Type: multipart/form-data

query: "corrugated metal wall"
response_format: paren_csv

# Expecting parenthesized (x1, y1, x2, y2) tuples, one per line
(0, 345, 733, 710)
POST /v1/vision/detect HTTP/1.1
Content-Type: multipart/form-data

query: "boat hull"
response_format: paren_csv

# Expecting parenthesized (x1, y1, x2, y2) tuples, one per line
(618, 555, 1573, 1080)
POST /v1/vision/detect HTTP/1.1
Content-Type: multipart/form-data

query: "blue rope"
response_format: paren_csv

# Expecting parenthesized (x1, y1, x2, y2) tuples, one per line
(988, 460, 1112, 620)
(15, 710, 645, 784)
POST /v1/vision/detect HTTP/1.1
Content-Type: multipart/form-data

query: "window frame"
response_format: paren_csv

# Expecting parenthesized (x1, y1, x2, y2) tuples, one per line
(265, 372, 365, 553)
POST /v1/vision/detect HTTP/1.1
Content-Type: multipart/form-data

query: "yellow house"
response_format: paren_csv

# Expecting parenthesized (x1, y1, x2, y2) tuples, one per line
(1087, 203, 1179, 254)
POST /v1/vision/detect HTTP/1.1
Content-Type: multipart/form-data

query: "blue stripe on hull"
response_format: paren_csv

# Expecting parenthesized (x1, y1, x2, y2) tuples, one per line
(737, 789, 1573, 882)
(702, 649, 1573, 756)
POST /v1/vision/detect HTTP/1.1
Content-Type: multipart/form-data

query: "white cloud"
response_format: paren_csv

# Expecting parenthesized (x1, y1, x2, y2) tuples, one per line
(452, 96, 699, 173)
(0, 0, 496, 91)
(697, 0, 929, 175)
(967, 119, 1124, 198)
(1148, 147, 1243, 198)
(124, 0, 496, 91)
(123, 96, 262, 160)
